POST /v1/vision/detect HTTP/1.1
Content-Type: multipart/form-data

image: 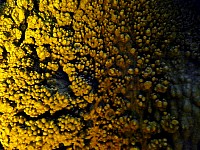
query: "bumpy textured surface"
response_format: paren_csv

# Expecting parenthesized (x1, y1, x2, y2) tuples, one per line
(165, 1, 200, 149)
(0, 0, 199, 150)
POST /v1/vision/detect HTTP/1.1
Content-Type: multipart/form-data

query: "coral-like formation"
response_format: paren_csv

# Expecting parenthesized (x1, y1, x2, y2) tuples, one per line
(0, 0, 199, 149)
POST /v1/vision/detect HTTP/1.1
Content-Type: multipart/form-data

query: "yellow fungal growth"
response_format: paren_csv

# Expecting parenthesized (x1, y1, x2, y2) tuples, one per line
(36, 46, 50, 61)
(0, 99, 14, 114)
(143, 81, 152, 90)
(11, 7, 25, 25)
(56, 12, 72, 26)
(0, 0, 188, 149)
(12, 28, 22, 40)
(0, 47, 3, 59)
(16, 0, 34, 10)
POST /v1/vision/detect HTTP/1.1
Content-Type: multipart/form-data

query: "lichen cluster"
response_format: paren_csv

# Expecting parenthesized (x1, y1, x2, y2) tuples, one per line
(0, 0, 183, 149)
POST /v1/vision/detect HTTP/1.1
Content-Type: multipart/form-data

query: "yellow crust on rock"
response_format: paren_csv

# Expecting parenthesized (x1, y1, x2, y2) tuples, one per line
(0, 0, 181, 149)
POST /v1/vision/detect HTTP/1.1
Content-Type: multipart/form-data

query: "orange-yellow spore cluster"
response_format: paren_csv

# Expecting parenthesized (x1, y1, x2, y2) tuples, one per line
(0, 0, 180, 149)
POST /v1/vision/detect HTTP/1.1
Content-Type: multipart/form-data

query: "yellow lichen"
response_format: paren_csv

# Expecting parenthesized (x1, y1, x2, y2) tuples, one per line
(0, 0, 183, 149)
